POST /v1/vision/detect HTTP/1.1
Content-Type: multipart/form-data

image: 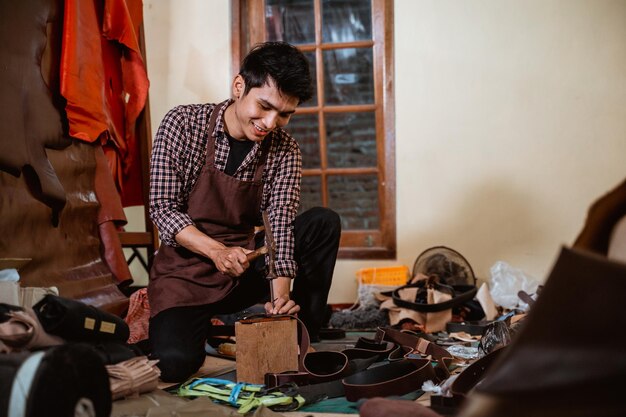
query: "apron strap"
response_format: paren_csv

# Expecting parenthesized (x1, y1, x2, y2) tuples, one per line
(205, 99, 271, 183)
(205, 100, 229, 166)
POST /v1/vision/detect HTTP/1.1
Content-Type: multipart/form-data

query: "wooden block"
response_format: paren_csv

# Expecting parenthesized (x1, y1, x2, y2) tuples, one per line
(235, 317, 298, 384)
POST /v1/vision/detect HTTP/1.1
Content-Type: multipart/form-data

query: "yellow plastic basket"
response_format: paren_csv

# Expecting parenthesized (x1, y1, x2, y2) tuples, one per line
(356, 266, 410, 286)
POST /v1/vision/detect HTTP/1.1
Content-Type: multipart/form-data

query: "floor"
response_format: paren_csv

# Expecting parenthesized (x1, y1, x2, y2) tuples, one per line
(153, 332, 368, 415)
(112, 331, 430, 416)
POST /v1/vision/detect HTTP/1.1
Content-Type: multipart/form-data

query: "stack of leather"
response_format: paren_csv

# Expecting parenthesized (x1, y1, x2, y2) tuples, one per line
(107, 356, 161, 400)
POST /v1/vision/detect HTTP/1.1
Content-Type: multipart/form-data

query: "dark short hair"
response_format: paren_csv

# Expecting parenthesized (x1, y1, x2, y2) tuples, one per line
(239, 41, 313, 104)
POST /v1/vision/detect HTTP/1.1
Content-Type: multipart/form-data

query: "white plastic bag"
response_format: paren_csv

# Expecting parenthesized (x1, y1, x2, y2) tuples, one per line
(489, 261, 539, 310)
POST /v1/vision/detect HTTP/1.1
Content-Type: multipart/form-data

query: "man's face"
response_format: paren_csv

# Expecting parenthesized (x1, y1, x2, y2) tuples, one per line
(227, 75, 299, 142)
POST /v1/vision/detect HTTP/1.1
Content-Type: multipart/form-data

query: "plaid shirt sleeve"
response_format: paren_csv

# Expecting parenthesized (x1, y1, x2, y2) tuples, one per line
(263, 129, 302, 278)
(149, 106, 197, 247)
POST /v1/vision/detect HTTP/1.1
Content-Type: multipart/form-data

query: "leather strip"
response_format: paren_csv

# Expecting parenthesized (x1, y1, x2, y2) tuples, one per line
(343, 358, 436, 402)
(450, 347, 506, 397)
(376, 327, 453, 380)
(263, 317, 452, 401)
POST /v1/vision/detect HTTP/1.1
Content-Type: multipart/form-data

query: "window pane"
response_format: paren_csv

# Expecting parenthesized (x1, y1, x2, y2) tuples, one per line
(323, 48, 374, 105)
(287, 114, 320, 169)
(322, 0, 372, 43)
(326, 112, 377, 168)
(299, 175, 323, 213)
(328, 174, 379, 230)
(265, 0, 315, 45)
(302, 51, 317, 107)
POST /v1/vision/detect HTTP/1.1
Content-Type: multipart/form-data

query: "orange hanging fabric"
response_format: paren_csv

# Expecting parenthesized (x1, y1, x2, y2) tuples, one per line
(60, 0, 149, 206)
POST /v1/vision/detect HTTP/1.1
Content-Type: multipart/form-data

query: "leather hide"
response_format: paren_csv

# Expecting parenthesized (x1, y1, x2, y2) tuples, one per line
(0, 0, 128, 314)
(0, 0, 71, 225)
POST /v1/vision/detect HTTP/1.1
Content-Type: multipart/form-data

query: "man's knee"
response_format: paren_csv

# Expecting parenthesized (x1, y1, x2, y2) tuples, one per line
(154, 347, 204, 382)
(303, 206, 341, 236)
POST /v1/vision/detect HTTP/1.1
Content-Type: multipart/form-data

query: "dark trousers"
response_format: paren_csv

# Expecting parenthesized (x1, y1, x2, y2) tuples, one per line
(149, 207, 341, 382)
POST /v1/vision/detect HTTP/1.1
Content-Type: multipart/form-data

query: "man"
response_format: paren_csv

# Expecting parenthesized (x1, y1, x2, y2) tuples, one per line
(147, 42, 341, 382)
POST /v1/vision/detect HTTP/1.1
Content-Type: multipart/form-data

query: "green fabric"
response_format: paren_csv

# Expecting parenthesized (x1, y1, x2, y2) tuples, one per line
(176, 377, 304, 414)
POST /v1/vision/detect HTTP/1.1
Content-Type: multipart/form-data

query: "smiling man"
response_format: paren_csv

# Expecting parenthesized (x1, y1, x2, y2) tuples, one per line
(147, 42, 341, 382)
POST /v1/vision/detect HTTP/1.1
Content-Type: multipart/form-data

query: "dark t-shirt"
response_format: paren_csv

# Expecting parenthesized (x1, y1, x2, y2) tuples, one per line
(225, 134, 254, 176)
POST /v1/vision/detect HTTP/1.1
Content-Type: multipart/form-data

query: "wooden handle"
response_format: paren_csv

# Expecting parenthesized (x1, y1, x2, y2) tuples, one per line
(246, 246, 268, 262)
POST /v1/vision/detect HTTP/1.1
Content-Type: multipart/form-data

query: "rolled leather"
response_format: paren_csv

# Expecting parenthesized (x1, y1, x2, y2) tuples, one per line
(0, 308, 64, 351)
(0, 344, 111, 417)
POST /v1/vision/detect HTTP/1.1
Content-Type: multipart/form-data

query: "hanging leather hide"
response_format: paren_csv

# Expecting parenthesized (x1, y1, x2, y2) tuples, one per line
(0, 0, 129, 314)
(0, 0, 71, 226)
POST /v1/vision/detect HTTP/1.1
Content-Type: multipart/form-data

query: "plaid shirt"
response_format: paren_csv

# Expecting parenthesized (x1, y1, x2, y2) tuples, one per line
(149, 99, 302, 278)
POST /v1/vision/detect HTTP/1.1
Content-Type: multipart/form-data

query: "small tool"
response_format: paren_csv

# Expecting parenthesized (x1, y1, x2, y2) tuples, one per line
(262, 210, 277, 309)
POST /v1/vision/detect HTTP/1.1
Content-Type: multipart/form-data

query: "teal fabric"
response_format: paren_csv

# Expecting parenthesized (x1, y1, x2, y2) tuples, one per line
(299, 390, 424, 414)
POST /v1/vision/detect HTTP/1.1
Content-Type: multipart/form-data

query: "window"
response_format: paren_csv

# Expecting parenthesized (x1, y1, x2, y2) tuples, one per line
(232, 0, 395, 259)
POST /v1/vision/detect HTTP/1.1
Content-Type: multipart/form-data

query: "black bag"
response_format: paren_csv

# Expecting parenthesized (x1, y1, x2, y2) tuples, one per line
(33, 295, 129, 343)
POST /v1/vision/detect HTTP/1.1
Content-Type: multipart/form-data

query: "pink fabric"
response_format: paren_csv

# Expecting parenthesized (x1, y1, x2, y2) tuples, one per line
(125, 288, 150, 343)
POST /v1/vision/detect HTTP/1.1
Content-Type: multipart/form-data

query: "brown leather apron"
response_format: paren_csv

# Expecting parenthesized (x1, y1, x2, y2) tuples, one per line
(148, 102, 269, 317)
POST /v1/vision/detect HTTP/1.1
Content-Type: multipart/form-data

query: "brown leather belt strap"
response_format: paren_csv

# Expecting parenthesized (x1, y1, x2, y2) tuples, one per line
(450, 346, 506, 397)
(265, 321, 451, 402)
(376, 327, 453, 380)
(343, 358, 436, 402)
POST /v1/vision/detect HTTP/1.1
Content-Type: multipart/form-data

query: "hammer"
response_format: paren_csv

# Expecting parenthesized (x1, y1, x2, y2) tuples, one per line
(245, 245, 268, 262)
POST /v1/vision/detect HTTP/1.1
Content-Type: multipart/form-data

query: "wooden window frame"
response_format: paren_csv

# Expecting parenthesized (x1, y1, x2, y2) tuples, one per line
(231, 0, 395, 259)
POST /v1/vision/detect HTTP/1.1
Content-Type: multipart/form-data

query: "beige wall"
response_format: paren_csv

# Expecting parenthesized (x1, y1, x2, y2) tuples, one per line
(138, 0, 626, 302)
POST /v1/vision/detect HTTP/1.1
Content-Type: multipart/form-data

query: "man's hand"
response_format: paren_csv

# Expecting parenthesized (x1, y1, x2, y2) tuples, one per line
(210, 246, 251, 276)
(175, 225, 251, 277)
(265, 277, 300, 315)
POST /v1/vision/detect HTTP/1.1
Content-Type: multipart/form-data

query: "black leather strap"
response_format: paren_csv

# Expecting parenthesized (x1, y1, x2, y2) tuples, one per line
(343, 358, 435, 402)
(386, 283, 478, 313)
